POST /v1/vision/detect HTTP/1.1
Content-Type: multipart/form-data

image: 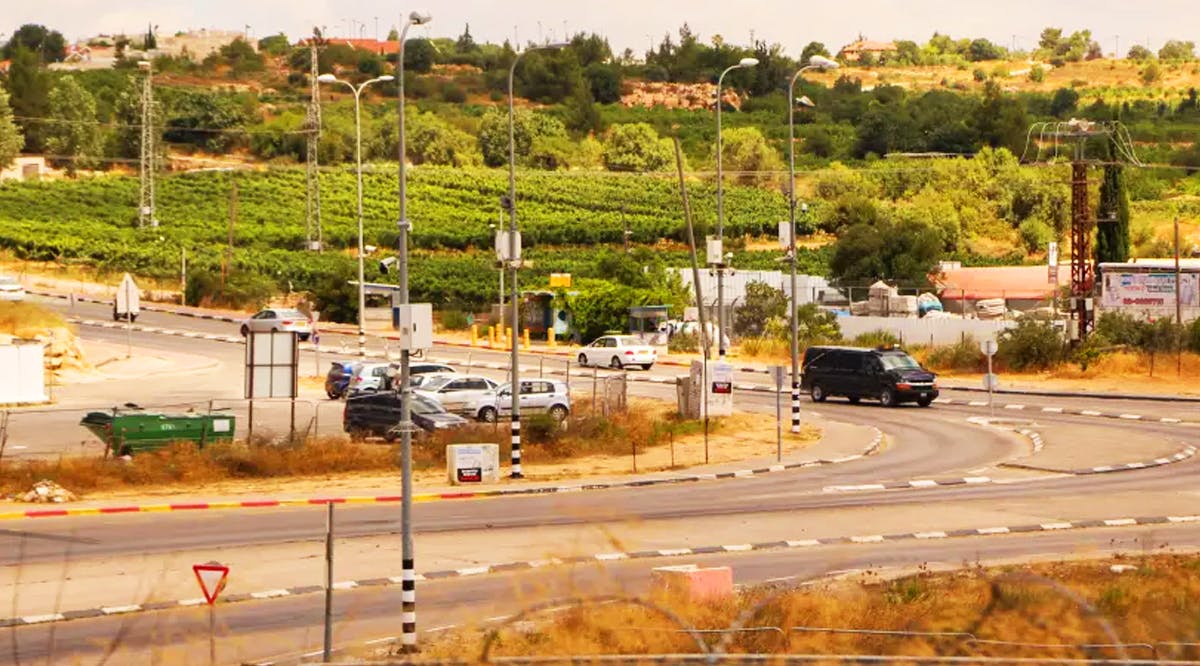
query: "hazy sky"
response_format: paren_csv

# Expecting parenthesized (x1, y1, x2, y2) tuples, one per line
(8, 1, 1198, 56)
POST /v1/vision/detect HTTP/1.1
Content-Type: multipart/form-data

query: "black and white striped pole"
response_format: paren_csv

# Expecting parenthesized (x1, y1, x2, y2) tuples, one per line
(395, 9, 432, 652)
(787, 56, 838, 435)
(506, 42, 567, 479)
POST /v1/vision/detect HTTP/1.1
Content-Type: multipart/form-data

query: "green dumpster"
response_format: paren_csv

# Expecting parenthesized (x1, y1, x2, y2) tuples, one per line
(80, 410, 236, 456)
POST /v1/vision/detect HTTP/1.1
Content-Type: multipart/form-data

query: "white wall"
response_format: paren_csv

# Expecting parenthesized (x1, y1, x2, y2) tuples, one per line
(837, 316, 1014, 347)
(0, 343, 48, 404)
(671, 269, 829, 306)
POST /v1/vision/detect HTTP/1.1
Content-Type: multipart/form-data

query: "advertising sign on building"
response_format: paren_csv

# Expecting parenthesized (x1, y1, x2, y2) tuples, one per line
(1101, 272, 1199, 308)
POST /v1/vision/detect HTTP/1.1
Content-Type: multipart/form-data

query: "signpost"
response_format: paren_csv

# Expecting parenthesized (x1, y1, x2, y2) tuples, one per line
(193, 561, 229, 665)
(244, 330, 300, 442)
(769, 365, 786, 462)
(115, 273, 140, 358)
(980, 339, 998, 418)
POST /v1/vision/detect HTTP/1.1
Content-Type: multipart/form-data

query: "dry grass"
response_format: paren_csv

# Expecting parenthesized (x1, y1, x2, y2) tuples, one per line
(0, 301, 66, 337)
(405, 553, 1200, 661)
(0, 402, 755, 496)
(0, 437, 398, 495)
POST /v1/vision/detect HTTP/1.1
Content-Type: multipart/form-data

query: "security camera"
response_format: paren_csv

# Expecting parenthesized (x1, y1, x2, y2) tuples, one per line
(364, 244, 378, 254)
(379, 256, 398, 274)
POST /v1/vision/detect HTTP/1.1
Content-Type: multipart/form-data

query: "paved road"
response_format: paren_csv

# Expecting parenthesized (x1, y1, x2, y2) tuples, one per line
(2, 523, 1192, 665)
(7, 299, 1200, 663)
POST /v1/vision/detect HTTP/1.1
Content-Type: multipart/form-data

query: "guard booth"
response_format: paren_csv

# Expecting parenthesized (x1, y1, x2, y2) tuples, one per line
(629, 305, 671, 345)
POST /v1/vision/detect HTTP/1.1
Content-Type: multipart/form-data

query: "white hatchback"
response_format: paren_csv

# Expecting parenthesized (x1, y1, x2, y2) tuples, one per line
(577, 335, 657, 370)
(471, 379, 572, 423)
(240, 308, 312, 341)
(414, 374, 500, 416)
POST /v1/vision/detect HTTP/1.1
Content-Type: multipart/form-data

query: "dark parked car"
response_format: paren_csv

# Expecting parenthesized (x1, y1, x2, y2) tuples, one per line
(800, 345, 938, 407)
(325, 361, 356, 399)
(343, 391, 468, 441)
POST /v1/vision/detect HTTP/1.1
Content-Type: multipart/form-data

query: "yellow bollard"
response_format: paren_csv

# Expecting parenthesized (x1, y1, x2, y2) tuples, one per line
(507, 328, 513, 347)
(488, 325, 496, 348)
(548, 327, 556, 348)
(523, 328, 531, 350)
(470, 324, 478, 347)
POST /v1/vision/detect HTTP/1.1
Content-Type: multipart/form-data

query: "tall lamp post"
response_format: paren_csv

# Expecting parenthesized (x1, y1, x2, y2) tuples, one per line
(506, 41, 568, 478)
(393, 9, 431, 654)
(714, 57, 758, 358)
(317, 72, 394, 358)
(786, 55, 838, 434)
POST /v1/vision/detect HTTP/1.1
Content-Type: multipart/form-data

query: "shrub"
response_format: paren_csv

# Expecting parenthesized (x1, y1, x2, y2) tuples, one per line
(1190, 318, 1200, 354)
(851, 329, 900, 348)
(668, 330, 699, 353)
(439, 309, 470, 331)
(1027, 65, 1046, 83)
(925, 336, 982, 373)
(522, 413, 564, 446)
(997, 317, 1065, 371)
(1095, 311, 1149, 347)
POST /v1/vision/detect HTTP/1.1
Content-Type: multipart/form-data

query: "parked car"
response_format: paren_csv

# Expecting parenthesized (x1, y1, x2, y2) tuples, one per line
(469, 379, 572, 423)
(343, 391, 468, 442)
(413, 374, 499, 416)
(347, 362, 390, 394)
(800, 345, 938, 408)
(0, 276, 25, 302)
(576, 335, 657, 370)
(240, 308, 312, 341)
(407, 362, 457, 384)
(324, 361, 356, 399)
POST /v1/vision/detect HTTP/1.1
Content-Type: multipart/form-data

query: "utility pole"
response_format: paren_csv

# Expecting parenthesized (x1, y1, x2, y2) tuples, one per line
(621, 207, 630, 254)
(305, 32, 324, 251)
(137, 60, 156, 228)
(1023, 119, 1142, 341)
(222, 178, 237, 295)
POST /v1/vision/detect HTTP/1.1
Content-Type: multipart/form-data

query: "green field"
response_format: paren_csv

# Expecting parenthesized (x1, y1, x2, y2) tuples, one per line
(0, 165, 829, 312)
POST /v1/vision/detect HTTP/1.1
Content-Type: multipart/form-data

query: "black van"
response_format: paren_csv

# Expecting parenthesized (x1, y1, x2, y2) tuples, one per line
(800, 346, 938, 407)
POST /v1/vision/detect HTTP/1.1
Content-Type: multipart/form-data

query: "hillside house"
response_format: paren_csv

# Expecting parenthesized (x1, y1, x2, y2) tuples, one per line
(838, 39, 898, 63)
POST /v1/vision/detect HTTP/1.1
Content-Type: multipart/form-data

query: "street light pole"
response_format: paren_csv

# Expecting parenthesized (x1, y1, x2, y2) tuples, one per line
(506, 41, 567, 479)
(318, 71, 395, 359)
(787, 56, 837, 434)
(394, 9, 430, 654)
(715, 57, 758, 358)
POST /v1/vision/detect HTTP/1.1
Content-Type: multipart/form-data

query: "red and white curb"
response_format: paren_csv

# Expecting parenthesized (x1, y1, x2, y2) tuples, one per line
(7, 512, 1197, 629)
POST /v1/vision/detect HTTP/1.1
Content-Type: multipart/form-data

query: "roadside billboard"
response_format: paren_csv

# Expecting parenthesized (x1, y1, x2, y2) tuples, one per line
(1100, 272, 1199, 308)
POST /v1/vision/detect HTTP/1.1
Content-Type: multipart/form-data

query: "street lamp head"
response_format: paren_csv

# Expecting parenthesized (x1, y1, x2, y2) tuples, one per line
(796, 95, 816, 108)
(376, 75, 396, 82)
(317, 73, 338, 83)
(738, 57, 760, 68)
(807, 55, 840, 70)
(408, 11, 432, 25)
(137, 60, 151, 70)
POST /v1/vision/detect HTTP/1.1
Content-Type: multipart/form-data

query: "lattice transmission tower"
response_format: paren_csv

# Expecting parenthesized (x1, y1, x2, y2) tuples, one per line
(1021, 119, 1141, 340)
(305, 28, 325, 251)
(137, 61, 157, 228)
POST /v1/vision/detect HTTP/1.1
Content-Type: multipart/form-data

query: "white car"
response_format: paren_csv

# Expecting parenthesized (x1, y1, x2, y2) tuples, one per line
(347, 362, 391, 393)
(0, 276, 25, 302)
(577, 335, 657, 370)
(470, 379, 572, 423)
(414, 374, 500, 416)
(240, 308, 312, 341)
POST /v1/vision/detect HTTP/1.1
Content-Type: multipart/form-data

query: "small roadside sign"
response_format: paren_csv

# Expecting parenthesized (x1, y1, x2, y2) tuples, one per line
(979, 339, 998, 357)
(769, 365, 786, 391)
(193, 562, 229, 605)
(115, 273, 140, 317)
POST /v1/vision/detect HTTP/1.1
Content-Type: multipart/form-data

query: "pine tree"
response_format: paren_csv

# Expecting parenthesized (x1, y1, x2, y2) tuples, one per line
(1096, 162, 1130, 264)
